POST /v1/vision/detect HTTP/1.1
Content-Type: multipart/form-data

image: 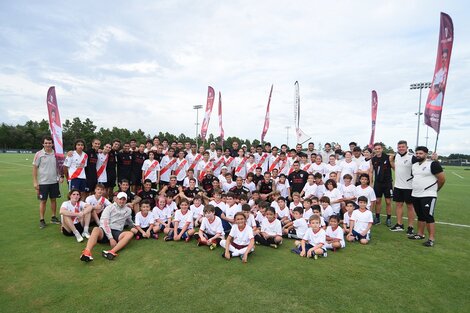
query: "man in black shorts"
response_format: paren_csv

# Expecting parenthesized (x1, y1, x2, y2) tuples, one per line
(33, 136, 64, 228)
(369, 142, 393, 226)
(80, 192, 135, 262)
(409, 146, 445, 247)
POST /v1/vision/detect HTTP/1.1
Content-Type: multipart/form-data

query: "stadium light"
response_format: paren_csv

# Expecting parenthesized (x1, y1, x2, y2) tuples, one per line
(193, 105, 203, 149)
(410, 82, 431, 148)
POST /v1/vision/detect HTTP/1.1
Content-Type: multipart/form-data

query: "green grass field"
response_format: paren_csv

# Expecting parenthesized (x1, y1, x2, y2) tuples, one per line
(1, 153, 469, 313)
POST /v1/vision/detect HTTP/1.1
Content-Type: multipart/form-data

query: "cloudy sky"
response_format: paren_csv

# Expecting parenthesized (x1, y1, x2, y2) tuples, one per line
(1, 1, 469, 155)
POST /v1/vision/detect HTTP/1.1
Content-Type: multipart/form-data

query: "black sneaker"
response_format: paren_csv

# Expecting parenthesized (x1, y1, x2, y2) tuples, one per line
(408, 234, 425, 240)
(102, 250, 118, 260)
(386, 218, 392, 227)
(423, 240, 434, 247)
(39, 220, 47, 229)
(373, 217, 381, 225)
(406, 226, 414, 235)
(390, 224, 404, 232)
(50, 216, 61, 224)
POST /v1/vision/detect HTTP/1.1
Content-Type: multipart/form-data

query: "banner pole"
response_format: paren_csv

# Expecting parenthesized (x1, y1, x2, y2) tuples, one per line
(434, 133, 439, 153)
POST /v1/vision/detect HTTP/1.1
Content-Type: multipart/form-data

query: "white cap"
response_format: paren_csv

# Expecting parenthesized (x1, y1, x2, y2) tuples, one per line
(210, 141, 216, 145)
(116, 192, 128, 199)
(221, 166, 228, 170)
(242, 144, 247, 148)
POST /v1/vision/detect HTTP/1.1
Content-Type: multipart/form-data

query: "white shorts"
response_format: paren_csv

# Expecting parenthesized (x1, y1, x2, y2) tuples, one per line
(324, 242, 346, 250)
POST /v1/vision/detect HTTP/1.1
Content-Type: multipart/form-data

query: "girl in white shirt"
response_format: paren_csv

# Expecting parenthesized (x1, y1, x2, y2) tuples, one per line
(221, 212, 255, 263)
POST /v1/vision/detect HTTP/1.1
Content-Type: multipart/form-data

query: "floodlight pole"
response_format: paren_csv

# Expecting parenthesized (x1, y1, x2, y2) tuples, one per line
(193, 105, 203, 150)
(285, 126, 291, 147)
(410, 82, 431, 148)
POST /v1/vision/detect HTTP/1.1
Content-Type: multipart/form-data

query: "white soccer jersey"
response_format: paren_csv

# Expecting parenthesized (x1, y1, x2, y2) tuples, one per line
(152, 206, 172, 223)
(85, 195, 111, 209)
(311, 162, 327, 177)
(247, 214, 257, 228)
(245, 161, 257, 175)
(324, 188, 342, 214)
(358, 159, 371, 174)
(190, 204, 204, 219)
(355, 185, 377, 209)
(322, 205, 335, 222)
(223, 156, 235, 172)
(278, 159, 290, 176)
(255, 153, 270, 173)
(212, 156, 225, 176)
(141, 159, 160, 182)
(243, 181, 257, 193)
(340, 183, 356, 200)
(60, 200, 86, 224)
(96, 153, 109, 183)
(255, 211, 265, 224)
(135, 211, 155, 228)
(260, 217, 282, 236)
(302, 183, 317, 199)
(268, 155, 281, 171)
(225, 204, 241, 224)
(270, 200, 280, 212)
(234, 157, 248, 179)
(159, 156, 176, 182)
(351, 209, 373, 234)
(209, 200, 227, 214)
(303, 208, 313, 221)
(276, 181, 290, 198)
(166, 202, 177, 213)
(174, 209, 194, 229)
(303, 228, 326, 246)
(222, 181, 236, 193)
(64, 151, 88, 180)
(229, 224, 254, 246)
(343, 212, 353, 228)
(314, 184, 326, 198)
(200, 216, 224, 236)
(394, 152, 414, 189)
(293, 218, 309, 238)
(325, 163, 340, 179)
(325, 226, 345, 248)
(276, 207, 291, 220)
(183, 176, 198, 188)
(289, 201, 303, 211)
(173, 158, 189, 182)
(338, 160, 358, 184)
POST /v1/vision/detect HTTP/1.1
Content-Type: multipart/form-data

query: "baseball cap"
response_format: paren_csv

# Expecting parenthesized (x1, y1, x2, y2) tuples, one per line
(117, 192, 128, 199)
(210, 141, 216, 145)
(221, 166, 228, 170)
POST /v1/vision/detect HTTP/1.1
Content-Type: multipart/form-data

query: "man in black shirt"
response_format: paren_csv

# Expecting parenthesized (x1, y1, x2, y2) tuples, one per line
(133, 179, 158, 212)
(369, 142, 393, 226)
(253, 167, 263, 186)
(131, 143, 147, 192)
(117, 143, 133, 184)
(85, 138, 100, 197)
(287, 161, 308, 198)
(106, 139, 120, 197)
(229, 176, 250, 197)
(257, 172, 275, 201)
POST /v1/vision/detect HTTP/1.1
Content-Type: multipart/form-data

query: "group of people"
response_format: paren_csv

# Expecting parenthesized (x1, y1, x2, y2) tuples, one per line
(32, 136, 446, 263)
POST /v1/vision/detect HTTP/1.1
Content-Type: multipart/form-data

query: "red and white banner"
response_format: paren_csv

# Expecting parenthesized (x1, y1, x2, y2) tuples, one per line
(368, 90, 378, 148)
(424, 12, 454, 134)
(218, 92, 224, 147)
(46, 86, 64, 175)
(261, 84, 273, 143)
(200, 86, 215, 141)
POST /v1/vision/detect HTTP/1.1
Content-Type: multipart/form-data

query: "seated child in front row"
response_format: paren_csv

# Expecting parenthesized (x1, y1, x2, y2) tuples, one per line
(254, 207, 283, 248)
(275, 197, 291, 226)
(190, 195, 204, 227)
(343, 201, 355, 234)
(346, 196, 373, 245)
(164, 199, 195, 242)
(283, 206, 308, 239)
(60, 189, 93, 242)
(312, 205, 326, 229)
(292, 215, 327, 260)
(221, 212, 255, 263)
(196, 205, 224, 250)
(133, 200, 157, 240)
(325, 215, 345, 251)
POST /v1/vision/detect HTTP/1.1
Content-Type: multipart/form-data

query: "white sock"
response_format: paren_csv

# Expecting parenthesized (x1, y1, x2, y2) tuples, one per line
(73, 229, 81, 237)
(83, 226, 89, 234)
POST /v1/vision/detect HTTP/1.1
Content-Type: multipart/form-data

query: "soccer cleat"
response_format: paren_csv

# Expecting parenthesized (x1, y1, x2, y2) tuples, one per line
(76, 235, 84, 243)
(390, 224, 404, 232)
(408, 234, 425, 240)
(39, 220, 47, 229)
(80, 249, 93, 262)
(102, 250, 118, 260)
(270, 244, 278, 249)
(50, 216, 61, 224)
(323, 251, 328, 258)
(313, 254, 319, 260)
(386, 218, 392, 227)
(209, 243, 217, 250)
(423, 239, 434, 247)
(373, 217, 381, 225)
(81, 232, 91, 239)
(406, 227, 414, 236)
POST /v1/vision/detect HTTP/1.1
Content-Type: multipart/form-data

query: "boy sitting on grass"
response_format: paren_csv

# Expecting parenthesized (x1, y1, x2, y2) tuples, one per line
(347, 196, 373, 245)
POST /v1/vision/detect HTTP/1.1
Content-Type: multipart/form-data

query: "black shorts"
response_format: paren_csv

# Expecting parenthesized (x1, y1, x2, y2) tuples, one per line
(374, 182, 393, 198)
(62, 223, 84, 236)
(393, 188, 413, 204)
(70, 178, 89, 192)
(412, 197, 437, 223)
(37, 183, 61, 200)
(131, 172, 142, 187)
(86, 178, 97, 193)
(107, 172, 117, 187)
(97, 228, 123, 243)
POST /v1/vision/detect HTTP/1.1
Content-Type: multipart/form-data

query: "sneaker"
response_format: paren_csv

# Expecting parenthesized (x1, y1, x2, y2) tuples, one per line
(373, 217, 381, 225)
(386, 218, 392, 227)
(209, 243, 217, 250)
(50, 216, 61, 224)
(408, 234, 425, 240)
(255, 241, 260, 245)
(102, 250, 118, 260)
(81, 232, 91, 239)
(76, 235, 84, 243)
(80, 249, 93, 262)
(323, 251, 328, 258)
(423, 239, 434, 247)
(390, 224, 404, 232)
(270, 244, 278, 249)
(313, 254, 319, 260)
(39, 220, 47, 229)
(406, 226, 414, 235)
